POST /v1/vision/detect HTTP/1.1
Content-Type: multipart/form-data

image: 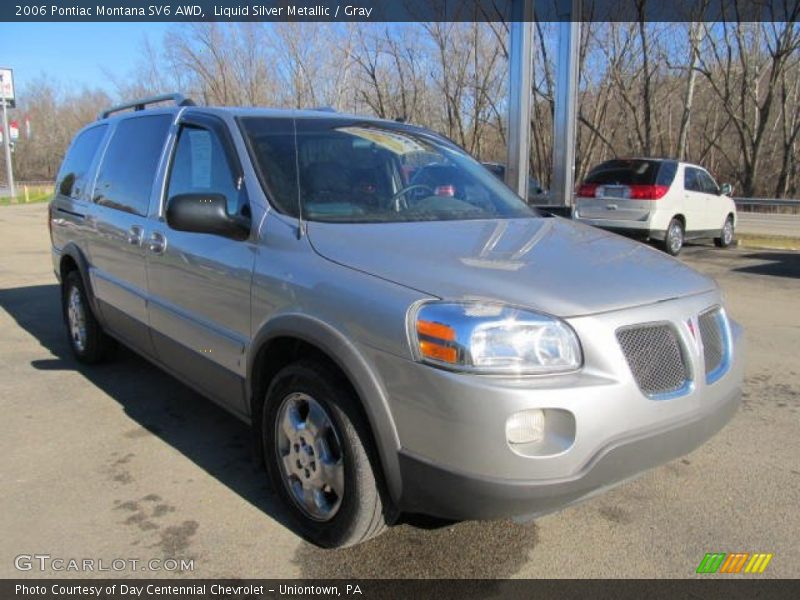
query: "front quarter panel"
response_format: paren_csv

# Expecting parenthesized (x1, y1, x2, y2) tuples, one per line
(248, 213, 431, 502)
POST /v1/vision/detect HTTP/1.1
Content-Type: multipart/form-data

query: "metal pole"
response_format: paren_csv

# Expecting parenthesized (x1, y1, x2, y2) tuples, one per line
(1, 97, 14, 199)
(506, 0, 533, 200)
(551, 0, 581, 207)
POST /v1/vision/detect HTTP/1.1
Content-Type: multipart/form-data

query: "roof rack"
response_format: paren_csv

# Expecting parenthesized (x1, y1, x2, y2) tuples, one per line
(308, 106, 337, 113)
(98, 93, 196, 120)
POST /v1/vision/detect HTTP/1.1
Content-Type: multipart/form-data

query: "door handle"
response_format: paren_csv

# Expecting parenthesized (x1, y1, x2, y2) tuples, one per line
(127, 226, 143, 246)
(147, 231, 167, 255)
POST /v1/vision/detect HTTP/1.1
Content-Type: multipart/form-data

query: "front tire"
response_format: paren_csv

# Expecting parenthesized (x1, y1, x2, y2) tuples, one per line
(262, 359, 388, 548)
(663, 218, 684, 256)
(62, 270, 115, 364)
(714, 216, 734, 248)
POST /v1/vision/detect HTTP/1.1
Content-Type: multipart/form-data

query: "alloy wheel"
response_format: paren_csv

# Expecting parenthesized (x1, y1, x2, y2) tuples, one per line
(275, 392, 345, 521)
(722, 219, 733, 245)
(668, 221, 683, 254)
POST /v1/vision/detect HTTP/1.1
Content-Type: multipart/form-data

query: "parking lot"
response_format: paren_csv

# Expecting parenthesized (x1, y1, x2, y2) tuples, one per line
(1, 203, 798, 579)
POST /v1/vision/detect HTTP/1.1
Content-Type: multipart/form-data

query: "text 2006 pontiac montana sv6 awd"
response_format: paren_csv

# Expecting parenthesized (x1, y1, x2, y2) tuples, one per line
(49, 94, 743, 547)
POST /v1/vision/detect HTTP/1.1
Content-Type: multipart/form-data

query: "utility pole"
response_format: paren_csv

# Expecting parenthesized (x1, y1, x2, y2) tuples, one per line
(551, 0, 581, 207)
(506, 0, 533, 200)
(1, 99, 14, 199)
(0, 68, 16, 200)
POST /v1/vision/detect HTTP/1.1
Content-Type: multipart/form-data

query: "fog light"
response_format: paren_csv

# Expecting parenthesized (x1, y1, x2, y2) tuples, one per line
(506, 409, 545, 445)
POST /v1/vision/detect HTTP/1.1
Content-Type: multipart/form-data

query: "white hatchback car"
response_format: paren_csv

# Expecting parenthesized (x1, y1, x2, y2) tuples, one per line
(573, 158, 737, 255)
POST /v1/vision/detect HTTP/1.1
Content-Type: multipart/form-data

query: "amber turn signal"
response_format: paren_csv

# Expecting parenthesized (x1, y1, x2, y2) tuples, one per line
(419, 340, 458, 364)
(416, 319, 456, 341)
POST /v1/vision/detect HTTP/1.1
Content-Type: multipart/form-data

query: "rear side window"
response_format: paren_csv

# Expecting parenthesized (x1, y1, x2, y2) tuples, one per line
(55, 125, 107, 200)
(684, 167, 703, 192)
(94, 115, 172, 216)
(655, 161, 678, 186)
(585, 159, 675, 186)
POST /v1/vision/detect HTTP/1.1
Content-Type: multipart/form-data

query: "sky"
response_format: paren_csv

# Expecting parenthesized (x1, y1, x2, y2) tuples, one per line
(0, 23, 173, 96)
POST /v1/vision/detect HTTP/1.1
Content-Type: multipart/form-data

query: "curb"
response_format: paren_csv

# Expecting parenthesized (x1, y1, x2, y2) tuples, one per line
(735, 234, 800, 251)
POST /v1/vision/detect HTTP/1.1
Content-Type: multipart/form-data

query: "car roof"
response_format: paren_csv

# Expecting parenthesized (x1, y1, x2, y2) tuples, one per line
(600, 157, 673, 164)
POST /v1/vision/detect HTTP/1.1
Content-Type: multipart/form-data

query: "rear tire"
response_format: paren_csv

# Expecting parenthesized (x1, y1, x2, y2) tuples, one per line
(663, 218, 684, 256)
(714, 216, 734, 248)
(62, 270, 116, 364)
(262, 359, 388, 548)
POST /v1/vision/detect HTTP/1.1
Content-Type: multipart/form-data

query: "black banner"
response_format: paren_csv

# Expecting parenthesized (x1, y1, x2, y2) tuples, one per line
(4, 579, 800, 600)
(2, 0, 800, 23)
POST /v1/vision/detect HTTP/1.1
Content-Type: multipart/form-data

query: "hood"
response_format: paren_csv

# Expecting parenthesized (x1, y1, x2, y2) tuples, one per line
(307, 217, 716, 317)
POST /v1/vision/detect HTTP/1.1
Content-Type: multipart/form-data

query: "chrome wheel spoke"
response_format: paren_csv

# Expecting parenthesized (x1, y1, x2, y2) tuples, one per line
(281, 452, 297, 475)
(281, 403, 302, 440)
(319, 457, 345, 497)
(302, 482, 320, 514)
(304, 401, 328, 436)
(316, 436, 344, 495)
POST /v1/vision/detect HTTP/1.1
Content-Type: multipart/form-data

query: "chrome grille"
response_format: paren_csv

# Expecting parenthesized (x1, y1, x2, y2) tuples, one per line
(699, 308, 726, 380)
(617, 323, 689, 397)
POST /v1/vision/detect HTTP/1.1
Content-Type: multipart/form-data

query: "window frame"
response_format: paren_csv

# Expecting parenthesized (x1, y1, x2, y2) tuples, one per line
(162, 111, 251, 234)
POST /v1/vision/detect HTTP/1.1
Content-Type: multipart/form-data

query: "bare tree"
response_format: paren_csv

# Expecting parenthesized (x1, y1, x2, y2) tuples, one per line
(775, 59, 800, 197)
(10, 79, 110, 181)
(697, 18, 800, 196)
(9, 20, 800, 198)
(676, 21, 704, 159)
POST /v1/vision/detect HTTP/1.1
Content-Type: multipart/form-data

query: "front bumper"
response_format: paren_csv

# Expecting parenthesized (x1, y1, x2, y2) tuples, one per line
(363, 290, 744, 520)
(397, 383, 740, 519)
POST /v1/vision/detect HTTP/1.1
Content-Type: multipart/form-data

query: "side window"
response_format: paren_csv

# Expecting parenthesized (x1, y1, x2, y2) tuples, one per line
(55, 125, 107, 200)
(684, 167, 702, 193)
(656, 161, 678, 187)
(166, 125, 246, 217)
(699, 170, 720, 195)
(94, 115, 172, 216)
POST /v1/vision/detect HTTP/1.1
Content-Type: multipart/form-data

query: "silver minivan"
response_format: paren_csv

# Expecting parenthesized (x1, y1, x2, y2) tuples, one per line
(50, 95, 743, 548)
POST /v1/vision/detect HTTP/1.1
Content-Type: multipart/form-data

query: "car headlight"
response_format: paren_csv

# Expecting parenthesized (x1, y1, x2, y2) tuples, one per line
(409, 302, 582, 374)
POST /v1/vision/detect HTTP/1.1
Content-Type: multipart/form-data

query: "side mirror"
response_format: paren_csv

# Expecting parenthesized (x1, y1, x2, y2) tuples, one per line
(166, 193, 249, 240)
(719, 183, 733, 196)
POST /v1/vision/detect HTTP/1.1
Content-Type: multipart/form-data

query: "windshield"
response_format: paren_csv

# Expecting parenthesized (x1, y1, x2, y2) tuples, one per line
(240, 117, 536, 223)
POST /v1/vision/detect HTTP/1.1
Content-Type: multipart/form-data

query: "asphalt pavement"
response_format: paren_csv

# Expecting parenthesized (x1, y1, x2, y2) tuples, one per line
(1, 204, 798, 578)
